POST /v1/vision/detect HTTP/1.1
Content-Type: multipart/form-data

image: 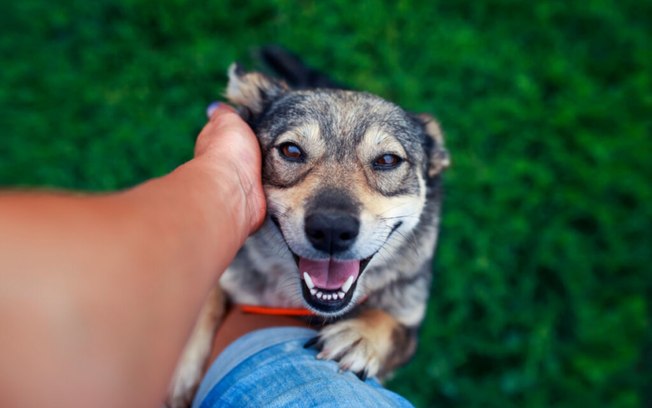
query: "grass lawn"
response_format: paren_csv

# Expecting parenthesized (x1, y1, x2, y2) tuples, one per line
(1, 1, 650, 406)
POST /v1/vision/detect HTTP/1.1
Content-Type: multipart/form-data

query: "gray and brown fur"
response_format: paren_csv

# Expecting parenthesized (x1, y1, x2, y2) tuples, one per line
(167, 53, 449, 407)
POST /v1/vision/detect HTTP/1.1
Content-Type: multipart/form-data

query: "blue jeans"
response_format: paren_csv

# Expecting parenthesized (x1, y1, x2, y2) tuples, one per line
(192, 327, 414, 407)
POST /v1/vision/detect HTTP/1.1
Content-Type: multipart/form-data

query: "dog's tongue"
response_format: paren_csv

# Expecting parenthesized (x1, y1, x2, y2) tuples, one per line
(299, 258, 360, 290)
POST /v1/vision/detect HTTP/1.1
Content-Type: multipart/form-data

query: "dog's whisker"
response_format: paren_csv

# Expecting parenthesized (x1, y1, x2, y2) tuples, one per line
(391, 230, 421, 258)
(376, 201, 419, 217)
(378, 213, 419, 221)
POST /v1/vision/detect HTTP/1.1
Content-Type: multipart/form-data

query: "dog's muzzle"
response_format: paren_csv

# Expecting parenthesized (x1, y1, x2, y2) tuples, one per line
(297, 209, 366, 313)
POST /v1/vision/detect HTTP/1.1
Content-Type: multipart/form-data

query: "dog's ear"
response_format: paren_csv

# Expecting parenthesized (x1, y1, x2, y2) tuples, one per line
(417, 113, 451, 177)
(226, 63, 288, 119)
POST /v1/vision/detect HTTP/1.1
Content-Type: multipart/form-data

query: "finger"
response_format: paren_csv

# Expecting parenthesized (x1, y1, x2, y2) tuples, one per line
(206, 101, 237, 121)
(205, 103, 250, 137)
(195, 101, 256, 159)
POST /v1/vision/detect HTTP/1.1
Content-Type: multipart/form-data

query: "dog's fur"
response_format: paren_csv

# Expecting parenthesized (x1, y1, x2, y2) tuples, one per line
(166, 52, 450, 407)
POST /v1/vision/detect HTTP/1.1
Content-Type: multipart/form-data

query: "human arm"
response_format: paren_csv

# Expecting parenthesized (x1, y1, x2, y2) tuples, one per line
(0, 104, 265, 408)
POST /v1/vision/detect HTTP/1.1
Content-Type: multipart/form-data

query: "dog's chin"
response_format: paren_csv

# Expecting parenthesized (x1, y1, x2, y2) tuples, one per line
(293, 254, 372, 316)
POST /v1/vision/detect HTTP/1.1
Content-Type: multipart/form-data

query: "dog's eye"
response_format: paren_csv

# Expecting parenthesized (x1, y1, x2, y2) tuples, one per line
(278, 142, 305, 162)
(372, 154, 403, 170)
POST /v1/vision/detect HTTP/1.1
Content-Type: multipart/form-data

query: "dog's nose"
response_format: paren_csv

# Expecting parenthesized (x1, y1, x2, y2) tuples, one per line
(304, 212, 359, 254)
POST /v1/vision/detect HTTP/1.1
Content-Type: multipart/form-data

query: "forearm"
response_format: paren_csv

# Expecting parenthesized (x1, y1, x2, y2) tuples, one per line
(0, 158, 254, 407)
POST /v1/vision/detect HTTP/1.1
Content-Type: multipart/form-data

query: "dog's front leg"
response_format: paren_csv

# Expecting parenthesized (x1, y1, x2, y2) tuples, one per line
(311, 308, 417, 380)
(166, 286, 225, 408)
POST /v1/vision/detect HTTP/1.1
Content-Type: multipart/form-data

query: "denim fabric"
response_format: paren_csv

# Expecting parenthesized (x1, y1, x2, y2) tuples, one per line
(192, 327, 414, 408)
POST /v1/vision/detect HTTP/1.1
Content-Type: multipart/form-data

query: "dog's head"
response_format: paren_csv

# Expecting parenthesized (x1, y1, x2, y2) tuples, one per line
(226, 64, 449, 316)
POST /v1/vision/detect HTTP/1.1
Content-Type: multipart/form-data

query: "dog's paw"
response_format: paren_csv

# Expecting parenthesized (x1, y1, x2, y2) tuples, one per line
(166, 354, 203, 408)
(310, 309, 399, 379)
(166, 286, 225, 408)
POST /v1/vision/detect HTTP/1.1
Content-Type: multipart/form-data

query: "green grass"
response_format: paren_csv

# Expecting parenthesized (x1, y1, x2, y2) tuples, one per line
(1, 1, 650, 406)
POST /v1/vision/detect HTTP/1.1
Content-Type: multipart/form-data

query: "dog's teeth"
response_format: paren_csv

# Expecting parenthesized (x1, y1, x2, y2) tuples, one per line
(338, 291, 345, 299)
(303, 272, 315, 289)
(325, 294, 331, 300)
(341, 276, 355, 294)
(310, 288, 317, 295)
(316, 291, 323, 299)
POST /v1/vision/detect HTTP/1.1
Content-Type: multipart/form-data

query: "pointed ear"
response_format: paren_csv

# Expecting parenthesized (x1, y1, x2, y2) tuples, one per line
(225, 63, 288, 118)
(417, 113, 451, 177)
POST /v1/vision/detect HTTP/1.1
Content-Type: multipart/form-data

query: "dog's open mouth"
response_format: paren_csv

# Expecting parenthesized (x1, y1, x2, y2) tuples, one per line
(296, 256, 371, 314)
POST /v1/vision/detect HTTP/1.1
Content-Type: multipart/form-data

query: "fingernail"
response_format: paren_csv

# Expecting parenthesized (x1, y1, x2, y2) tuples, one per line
(206, 101, 220, 118)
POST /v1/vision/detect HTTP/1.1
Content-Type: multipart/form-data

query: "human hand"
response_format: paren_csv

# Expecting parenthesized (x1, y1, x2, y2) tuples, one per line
(194, 102, 266, 236)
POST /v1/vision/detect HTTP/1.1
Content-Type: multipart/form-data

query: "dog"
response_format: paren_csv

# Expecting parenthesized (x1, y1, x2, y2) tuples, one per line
(166, 49, 450, 407)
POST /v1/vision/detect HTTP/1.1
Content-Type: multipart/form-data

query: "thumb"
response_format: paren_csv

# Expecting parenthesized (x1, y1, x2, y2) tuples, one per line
(194, 102, 255, 159)
(206, 101, 238, 120)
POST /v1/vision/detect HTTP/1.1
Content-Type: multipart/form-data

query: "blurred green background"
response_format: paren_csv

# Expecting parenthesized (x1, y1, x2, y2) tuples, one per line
(1, 0, 650, 406)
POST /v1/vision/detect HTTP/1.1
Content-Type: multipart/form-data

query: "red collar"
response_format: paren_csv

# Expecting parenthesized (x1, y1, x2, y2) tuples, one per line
(238, 305, 316, 316)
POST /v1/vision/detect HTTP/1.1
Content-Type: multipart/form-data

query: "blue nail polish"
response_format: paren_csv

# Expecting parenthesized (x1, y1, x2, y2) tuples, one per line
(206, 101, 220, 118)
